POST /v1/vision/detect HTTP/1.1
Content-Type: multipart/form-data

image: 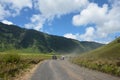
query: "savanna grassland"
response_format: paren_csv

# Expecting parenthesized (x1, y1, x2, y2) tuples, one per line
(71, 37, 120, 76)
(0, 50, 51, 80)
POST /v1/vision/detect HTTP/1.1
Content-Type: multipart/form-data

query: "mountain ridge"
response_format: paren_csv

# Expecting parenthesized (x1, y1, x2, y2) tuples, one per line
(0, 22, 103, 53)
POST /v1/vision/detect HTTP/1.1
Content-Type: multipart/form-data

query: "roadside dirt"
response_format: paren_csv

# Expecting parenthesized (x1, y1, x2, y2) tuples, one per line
(14, 62, 43, 80)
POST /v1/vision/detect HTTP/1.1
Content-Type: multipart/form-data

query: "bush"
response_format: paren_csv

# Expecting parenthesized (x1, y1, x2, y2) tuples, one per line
(3, 53, 21, 63)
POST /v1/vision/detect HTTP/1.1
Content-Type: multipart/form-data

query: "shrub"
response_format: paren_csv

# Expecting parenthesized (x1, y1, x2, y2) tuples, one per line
(3, 53, 21, 63)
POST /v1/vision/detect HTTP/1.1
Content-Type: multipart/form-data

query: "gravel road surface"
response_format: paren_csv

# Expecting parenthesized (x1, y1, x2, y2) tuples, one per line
(30, 60, 120, 80)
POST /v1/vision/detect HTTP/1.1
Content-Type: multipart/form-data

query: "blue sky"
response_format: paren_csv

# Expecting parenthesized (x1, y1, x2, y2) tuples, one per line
(0, 0, 120, 44)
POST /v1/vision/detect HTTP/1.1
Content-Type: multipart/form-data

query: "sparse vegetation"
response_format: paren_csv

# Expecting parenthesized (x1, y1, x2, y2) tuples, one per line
(71, 37, 120, 77)
(0, 51, 51, 80)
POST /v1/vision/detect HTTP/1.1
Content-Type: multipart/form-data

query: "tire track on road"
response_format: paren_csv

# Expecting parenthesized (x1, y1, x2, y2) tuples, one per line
(30, 60, 120, 80)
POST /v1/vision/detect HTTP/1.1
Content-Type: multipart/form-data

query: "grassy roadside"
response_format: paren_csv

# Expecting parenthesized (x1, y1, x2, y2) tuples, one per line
(0, 51, 51, 80)
(71, 38, 120, 77)
(71, 57, 120, 76)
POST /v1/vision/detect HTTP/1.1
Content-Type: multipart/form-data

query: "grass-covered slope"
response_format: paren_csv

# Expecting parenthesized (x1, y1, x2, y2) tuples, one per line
(0, 22, 103, 53)
(81, 37, 120, 59)
(72, 37, 120, 76)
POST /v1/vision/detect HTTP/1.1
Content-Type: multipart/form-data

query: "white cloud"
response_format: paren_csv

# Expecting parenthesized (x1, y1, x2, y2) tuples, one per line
(2, 20, 13, 25)
(64, 33, 79, 39)
(79, 27, 95, 41)
(0, 4, 10, 20)
(64, 27, 95, 41)
(0, 0, 32, 19)
(25, 0, 89, 31)
(72, 0, 120, 41)
(72, 3, 108, 26)
(25, 15, 45, 31)
(37, 0, 88, 18)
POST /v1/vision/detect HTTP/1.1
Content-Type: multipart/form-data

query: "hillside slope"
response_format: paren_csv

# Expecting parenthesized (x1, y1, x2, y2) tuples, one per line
(81, 37, 120, 58)
(72, 38, 120, 76)
(0, 22, 103, 53)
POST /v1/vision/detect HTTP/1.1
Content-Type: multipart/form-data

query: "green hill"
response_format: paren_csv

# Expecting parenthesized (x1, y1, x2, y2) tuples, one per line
(81, 37, 120, 59)
(0, 22, 103, 53)
(72, 38, 120, 76)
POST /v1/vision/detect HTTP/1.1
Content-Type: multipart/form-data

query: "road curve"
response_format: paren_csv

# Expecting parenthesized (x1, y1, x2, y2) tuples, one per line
(30, 60, 120, 80)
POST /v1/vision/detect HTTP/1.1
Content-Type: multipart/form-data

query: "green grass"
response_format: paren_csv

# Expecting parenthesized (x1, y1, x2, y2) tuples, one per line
(71, 37, 120, 76)
(81, 37, 120, 59)
(71, 58, 120, 76)
(0, 50, 51, 80)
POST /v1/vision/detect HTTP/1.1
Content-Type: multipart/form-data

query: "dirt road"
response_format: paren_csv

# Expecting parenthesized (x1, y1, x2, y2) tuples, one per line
(30, 60, 120, 80)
